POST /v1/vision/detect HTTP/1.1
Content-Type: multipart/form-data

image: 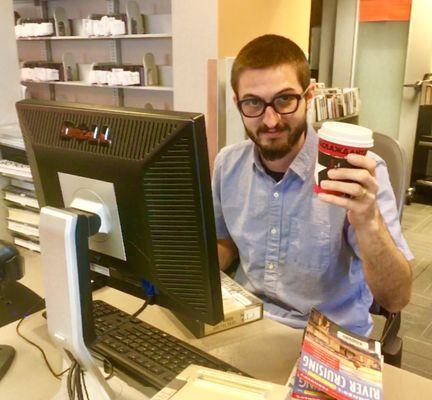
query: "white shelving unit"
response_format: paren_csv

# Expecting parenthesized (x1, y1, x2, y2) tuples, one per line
(14, 0, 174, 109)
(13, 0, 218, 116)
(0, 128, 40, 252)
(17, 33, 172, 41)
(21, 80, 173, 91)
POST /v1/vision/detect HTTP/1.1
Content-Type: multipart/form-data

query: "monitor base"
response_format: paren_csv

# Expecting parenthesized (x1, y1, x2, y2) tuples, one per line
(0, 345, 15, 381)
(0, 281, 44, 328)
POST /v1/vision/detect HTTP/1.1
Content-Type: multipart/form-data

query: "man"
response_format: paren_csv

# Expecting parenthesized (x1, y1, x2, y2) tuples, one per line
(212, 34, 413, 335)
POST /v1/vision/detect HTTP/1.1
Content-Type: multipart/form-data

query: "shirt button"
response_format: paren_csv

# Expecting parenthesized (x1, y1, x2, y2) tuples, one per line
(268, 263, 274, 270)
(273, 192, 279, 199)
(270, 227, 277, 235)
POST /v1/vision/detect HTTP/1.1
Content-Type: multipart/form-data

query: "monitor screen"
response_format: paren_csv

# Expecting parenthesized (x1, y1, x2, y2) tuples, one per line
(16, 99, 223, 325)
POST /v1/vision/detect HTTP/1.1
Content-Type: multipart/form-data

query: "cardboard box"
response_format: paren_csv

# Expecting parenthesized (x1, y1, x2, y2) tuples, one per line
(173, 272, 263, 338)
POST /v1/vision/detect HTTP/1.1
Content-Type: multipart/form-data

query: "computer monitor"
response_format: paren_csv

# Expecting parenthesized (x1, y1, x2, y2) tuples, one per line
(16, 99, 223, 326)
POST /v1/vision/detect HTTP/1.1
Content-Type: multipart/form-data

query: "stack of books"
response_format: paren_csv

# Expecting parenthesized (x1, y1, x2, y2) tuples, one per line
(309, 85, 360, 123)
(0, 159, 40, 252)
(291, 309, 383, 400)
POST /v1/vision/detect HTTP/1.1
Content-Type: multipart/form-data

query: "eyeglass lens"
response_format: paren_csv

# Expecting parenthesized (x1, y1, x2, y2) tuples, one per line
(240, 94, 300, 117)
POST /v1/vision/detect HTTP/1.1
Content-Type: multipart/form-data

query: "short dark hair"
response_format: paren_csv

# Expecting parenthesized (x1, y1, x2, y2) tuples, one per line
(231, 34, 311, 96)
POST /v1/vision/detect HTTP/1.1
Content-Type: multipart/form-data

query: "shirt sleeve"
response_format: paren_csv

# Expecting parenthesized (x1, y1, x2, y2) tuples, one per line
(212, 151, 231, 239)
(347, 154, 414, 261)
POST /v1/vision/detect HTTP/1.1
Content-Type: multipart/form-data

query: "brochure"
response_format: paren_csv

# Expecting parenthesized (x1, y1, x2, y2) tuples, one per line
(296, 309, 383, 400)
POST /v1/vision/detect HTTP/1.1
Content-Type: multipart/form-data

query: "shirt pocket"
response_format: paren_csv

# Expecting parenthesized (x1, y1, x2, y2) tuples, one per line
(286, 213, 331, 272)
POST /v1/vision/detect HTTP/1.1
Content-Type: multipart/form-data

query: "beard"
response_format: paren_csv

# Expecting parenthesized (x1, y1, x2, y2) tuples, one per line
(245, 119, 307, 161)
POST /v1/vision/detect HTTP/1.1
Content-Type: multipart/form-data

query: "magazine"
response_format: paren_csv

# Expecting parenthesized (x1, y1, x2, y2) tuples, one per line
(290, 360, 333, 400)
(292, 373, 334, 399)
(296, 309, 383, 400)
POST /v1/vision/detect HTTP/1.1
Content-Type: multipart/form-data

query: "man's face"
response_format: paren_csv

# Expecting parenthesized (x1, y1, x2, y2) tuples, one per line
(235, 64, 311, 161)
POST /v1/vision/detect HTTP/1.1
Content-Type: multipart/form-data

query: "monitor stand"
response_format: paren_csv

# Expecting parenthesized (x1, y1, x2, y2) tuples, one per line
(39, 206, 146, 399)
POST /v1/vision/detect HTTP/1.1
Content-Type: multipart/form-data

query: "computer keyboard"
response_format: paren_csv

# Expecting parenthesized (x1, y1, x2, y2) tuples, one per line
(91, 300, 250, 389)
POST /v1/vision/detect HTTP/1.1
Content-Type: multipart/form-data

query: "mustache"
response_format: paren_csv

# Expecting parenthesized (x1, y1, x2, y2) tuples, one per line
(257, 123, 290, 134)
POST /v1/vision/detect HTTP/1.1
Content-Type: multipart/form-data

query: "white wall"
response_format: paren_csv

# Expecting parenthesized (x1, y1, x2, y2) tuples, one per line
(318, 0, 337, 86)
(355, 21, 409, 138)
(171, 0, 218, 115)
(0, 0, 21, 125)
(332, 0, 358, 87)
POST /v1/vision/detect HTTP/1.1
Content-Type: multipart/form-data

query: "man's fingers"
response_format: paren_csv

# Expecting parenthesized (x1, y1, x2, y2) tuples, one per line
(317, 192, 356, 209)
(346, 153, 376, 176)
(320, 180, 375, 200)
(327, 168, 378, 194)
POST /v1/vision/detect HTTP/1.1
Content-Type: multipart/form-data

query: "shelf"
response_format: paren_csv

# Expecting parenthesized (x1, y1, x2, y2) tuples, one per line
(312, 113, 359, 129)
(21, 80, 173, 92)
(418, 141, 432, 149)
(415, 179, 432, 187)
(17, 34, 172, 41)
(0, 139, 25, 151)
(13, 0, 47, 3)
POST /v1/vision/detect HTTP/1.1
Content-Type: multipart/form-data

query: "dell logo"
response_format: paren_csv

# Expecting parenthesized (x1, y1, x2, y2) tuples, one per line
(60, 121, 111, 145)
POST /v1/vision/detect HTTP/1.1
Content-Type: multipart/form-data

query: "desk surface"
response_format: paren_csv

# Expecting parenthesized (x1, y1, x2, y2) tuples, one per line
(1, 251, 432, 399)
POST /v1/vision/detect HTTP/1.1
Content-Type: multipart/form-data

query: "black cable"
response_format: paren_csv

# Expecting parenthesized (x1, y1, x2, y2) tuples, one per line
(91, 349, 114, 380)
(75, 364, 84, 400)
(74, 364, 80, 400)
(92, 297, 152, 346)
(67, 366, 72, 399)
(16, 298, 70, 380)
(67, 361, 77, 399)
(65, 357, 89, 400)
(81, 369, 90, 400)
(72, 363, 78, 400)
(18, 297, 150, 394)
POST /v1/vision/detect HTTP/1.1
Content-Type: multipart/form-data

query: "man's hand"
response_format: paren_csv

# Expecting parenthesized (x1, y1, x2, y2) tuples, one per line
(317, 153, 379, 231)
(317, 153, 411, 312)
(217, 237, 239, 271)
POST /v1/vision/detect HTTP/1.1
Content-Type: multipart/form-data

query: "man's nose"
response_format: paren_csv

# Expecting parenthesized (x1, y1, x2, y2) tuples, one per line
(262, 105, 281, 128)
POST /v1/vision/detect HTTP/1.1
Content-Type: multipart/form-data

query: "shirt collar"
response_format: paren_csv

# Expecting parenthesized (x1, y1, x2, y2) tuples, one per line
(252, 124, 318, 182)
(252, 144, 265, 174)
(289, 124, 318, 181)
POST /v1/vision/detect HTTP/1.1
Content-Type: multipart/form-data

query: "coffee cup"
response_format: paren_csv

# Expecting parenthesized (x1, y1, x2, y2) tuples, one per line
(314, 122, 374, 196)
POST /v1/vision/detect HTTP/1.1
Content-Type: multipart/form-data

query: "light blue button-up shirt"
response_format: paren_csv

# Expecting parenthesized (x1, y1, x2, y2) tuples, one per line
(212, 125, 413, 335)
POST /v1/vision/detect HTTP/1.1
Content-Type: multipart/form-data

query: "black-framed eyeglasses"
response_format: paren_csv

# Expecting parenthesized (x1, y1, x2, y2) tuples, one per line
(237, 87, 309, 118)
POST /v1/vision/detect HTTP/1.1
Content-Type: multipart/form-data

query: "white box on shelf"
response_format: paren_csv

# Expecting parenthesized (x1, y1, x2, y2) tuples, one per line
(158, 65, 172, 87)
(144, 14, 171, 34)
(71, 19, 85, 36)
(7, 207, 40, 226)
(8, 220, 40, 238)
(14, 236, 40, 252)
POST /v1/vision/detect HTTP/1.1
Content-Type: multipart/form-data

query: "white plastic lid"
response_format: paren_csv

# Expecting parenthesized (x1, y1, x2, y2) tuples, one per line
(318, 121, 374, 148)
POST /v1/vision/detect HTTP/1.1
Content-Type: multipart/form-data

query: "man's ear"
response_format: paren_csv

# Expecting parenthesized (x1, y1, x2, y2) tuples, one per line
(233, 94, 238, 108)
(306, 82, 316, 108)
